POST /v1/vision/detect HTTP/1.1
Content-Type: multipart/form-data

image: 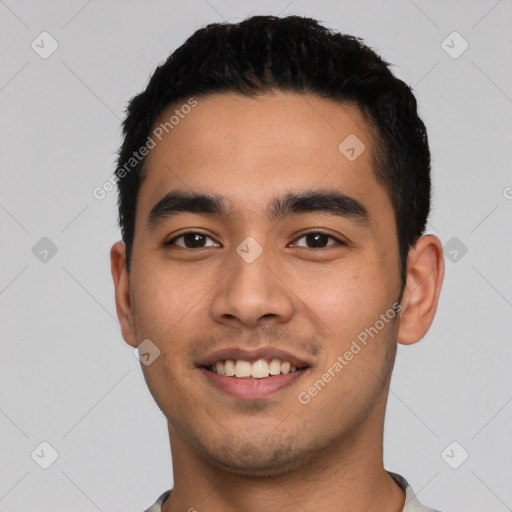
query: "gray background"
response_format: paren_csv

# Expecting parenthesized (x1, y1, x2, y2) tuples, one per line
(1, 1, 511, 511)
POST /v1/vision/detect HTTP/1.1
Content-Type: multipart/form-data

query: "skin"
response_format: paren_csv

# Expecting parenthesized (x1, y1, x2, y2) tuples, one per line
(110, 92, 444, 512)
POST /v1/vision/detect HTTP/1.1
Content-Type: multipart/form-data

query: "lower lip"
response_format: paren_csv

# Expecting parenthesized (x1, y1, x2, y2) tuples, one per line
(199, 367, 308, 399)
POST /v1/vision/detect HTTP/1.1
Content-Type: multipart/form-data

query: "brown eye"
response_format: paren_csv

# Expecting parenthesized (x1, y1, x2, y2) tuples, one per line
(167, 232, 219, 249)
(293, 232, 345, 249)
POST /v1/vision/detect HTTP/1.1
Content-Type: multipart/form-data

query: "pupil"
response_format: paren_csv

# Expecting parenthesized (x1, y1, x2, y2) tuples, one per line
(307, 233, 327, 248)
(184, 233, 205, 248)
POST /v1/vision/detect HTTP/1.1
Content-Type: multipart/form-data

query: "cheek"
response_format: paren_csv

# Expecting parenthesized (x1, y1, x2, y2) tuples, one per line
(130, 265, 206, 411)
(300, 258, 392, 343)
(130, 263, 207, 348)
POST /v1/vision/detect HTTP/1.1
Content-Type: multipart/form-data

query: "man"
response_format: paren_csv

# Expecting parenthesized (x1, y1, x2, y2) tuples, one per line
(110, 15, 445, 512)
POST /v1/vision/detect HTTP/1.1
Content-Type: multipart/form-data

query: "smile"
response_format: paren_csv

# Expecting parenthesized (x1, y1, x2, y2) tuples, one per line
(200, 359, 310, 400)
(205, 358, 309, 379)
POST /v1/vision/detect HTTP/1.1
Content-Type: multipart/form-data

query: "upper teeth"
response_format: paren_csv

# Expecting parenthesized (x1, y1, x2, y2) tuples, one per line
(211, 359, 299, 379)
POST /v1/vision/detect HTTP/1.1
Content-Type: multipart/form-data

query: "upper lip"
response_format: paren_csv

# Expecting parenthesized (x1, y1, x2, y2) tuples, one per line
(196, 347, 312, 369)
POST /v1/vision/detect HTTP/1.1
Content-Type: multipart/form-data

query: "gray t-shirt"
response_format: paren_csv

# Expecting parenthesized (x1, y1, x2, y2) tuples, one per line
(142, 471, 441, 511)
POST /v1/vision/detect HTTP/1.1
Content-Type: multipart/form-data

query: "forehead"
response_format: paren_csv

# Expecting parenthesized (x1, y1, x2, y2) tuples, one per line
(137, 92, 389, 223)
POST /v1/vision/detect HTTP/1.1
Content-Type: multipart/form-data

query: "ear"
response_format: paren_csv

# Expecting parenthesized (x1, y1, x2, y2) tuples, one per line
(397, 234, 445, 345)
(110, 241, 137, 348)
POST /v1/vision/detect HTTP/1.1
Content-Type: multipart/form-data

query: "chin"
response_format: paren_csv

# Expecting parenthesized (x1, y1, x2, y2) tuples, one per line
(202, 438, 318, 479)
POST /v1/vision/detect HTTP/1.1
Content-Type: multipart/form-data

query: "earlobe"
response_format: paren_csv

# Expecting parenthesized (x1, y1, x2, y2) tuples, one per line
(110, 241, 137, 348)
(397, 235, 445, 346)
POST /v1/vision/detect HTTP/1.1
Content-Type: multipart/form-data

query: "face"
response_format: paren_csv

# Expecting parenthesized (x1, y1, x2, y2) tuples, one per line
(116, 92, 405, 476)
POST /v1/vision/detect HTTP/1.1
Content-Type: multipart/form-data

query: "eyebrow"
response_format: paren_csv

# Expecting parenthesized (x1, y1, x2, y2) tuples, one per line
(146, 189, 369, 229)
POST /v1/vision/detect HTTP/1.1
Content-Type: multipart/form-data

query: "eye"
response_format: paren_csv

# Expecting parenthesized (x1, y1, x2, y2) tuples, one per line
(166, 231, 220, 249)
(291, 231, 345, 249)
(165, 231, 344, 250)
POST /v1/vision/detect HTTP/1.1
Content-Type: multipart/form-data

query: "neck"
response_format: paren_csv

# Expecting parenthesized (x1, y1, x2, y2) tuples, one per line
(161, 402, 405, 512)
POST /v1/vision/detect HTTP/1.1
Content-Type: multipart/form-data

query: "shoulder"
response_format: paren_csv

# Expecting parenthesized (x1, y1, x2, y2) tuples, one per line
(141, 489, 172, 512)
(388, 472, 443, 512)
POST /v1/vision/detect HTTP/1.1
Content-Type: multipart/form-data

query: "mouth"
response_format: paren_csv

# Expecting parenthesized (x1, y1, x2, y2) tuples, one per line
(198, 353, 311, 400)
(203, 358, 309, 379)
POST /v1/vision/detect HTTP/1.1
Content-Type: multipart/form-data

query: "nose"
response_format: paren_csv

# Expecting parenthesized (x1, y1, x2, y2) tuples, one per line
(210, 244, 295, 328)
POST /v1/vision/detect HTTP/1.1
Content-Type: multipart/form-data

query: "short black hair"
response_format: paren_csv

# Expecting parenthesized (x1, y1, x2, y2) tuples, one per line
(116, 15, 431, 289)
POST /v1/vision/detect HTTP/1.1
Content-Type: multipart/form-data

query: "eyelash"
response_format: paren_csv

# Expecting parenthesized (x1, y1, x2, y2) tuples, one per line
(165, 231, 346, 250)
